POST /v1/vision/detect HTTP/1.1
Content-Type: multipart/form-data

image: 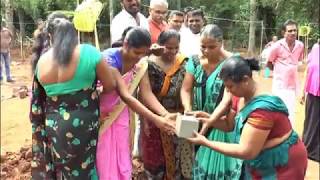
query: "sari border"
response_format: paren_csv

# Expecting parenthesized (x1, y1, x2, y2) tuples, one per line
(98, 59, 148, 136)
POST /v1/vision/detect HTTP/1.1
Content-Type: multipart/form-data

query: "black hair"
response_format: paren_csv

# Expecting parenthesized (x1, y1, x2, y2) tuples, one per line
(31, 12, 69, 73)
(124, 27, 151, 48)
(44, 12, 69, 35)
(183, 6, 194, 14)
(111, 40, 123, 48)
(201, 24, 223, 43)
(168, 10, 184, 19)
(281, 19, 298, 32)
(111, 26, 134, 48)
(31, 32, 48, 73)
(187, 9, 204, 19)
(220, 56, 260, 83)
(46, 12, 68, 25)
(47, 18, 78, 66)
(157, 29, 180, 45)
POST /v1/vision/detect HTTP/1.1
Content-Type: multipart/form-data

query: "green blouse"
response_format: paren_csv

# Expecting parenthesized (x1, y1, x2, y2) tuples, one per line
(37, 44, 101, 96)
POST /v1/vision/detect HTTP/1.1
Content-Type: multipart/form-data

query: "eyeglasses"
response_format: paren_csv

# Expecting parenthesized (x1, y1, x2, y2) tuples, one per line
(287, 29, 297, 33)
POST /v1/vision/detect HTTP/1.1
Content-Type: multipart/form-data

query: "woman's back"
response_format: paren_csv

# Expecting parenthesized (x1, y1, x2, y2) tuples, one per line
(36, 44, 102, 96)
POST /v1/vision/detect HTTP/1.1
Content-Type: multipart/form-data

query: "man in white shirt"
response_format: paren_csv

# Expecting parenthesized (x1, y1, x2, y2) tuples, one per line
(110, 0, 149, 44)
(167, 10, 184, 32)
(180, 9, 205, 57)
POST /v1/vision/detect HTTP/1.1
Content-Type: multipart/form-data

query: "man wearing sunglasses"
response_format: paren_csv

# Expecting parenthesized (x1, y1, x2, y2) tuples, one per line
(267, 19, 304, 127)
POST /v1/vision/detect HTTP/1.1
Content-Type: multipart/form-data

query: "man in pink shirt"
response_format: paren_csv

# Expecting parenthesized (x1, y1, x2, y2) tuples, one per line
(148, 0, 168, 44)
(267, 19, 304, 126)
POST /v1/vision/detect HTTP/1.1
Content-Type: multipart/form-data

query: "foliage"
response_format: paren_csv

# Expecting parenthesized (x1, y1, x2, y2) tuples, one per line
(1, 0, 318, 48)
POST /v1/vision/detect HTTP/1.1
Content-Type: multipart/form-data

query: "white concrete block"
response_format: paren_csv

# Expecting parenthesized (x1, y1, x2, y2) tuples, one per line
(175, 114, 199, 138)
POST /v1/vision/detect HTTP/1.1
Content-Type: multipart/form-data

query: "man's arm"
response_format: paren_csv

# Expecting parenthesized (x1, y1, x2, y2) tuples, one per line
(298, 43, 305, 62)
(266, 43, 278, 70)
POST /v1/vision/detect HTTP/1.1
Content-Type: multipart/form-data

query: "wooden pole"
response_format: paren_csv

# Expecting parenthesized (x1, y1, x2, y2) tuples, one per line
(248, 0, 257, 57)
(109, 0, 114, 46)
(259, 21, 264, 56)
(305, 35, 308, 62)
(94, 25, 100, 50)
(20, 35, 24, 60)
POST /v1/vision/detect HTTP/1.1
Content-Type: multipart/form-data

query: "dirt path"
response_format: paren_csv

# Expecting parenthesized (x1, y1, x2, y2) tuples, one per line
(0, 58, 319, 179)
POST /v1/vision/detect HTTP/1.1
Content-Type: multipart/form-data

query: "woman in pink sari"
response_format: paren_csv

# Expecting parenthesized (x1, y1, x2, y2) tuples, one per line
(96, 27, 176, 180)
(300, 41, 320, 162)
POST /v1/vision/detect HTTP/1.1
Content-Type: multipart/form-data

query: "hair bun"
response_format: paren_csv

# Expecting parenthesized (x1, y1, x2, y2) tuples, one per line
(244, 57, 260, 71)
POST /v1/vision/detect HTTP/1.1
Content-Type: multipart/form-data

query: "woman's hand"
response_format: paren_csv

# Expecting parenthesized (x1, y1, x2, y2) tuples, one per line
(187, 111, 210, 118)
(154, 116, 176, 136)
(188, 130, 208, 145)
(197, 117, 212, 135)
(184, 111, 211, 135)
(150, 43, 165, 56)
(164, 112, 178, 122)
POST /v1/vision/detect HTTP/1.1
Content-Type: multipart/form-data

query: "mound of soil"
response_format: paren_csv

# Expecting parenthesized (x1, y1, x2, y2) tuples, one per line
(0, 145, 145, 180)
(1, 145, 32, 180)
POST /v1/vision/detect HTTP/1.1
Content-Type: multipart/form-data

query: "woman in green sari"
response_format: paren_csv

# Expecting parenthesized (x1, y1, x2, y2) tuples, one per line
(181, 24, 242, 179)
(188, 57, 307, 179)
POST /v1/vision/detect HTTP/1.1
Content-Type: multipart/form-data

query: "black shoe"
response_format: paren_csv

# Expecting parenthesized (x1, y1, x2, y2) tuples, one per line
(7, 79, 15, 83)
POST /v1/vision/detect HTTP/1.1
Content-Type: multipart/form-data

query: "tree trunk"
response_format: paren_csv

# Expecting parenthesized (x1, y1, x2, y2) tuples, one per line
(4, 0, 15, 37)
(17, 7, 25, 39)
(17, 7, 26, 60)
(109, 0, 114, 46)
(248, 0, 257, 56)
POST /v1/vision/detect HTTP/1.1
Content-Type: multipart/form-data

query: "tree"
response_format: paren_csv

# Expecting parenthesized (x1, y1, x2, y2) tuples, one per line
(3, 0, 15, 36)
(17, 7, 25, 39)
(248, 0, 257, 56)
(1, 0, 318, 50)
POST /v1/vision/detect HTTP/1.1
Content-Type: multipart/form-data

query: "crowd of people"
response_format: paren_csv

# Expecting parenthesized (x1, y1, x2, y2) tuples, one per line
(0, 0, 315, 179)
